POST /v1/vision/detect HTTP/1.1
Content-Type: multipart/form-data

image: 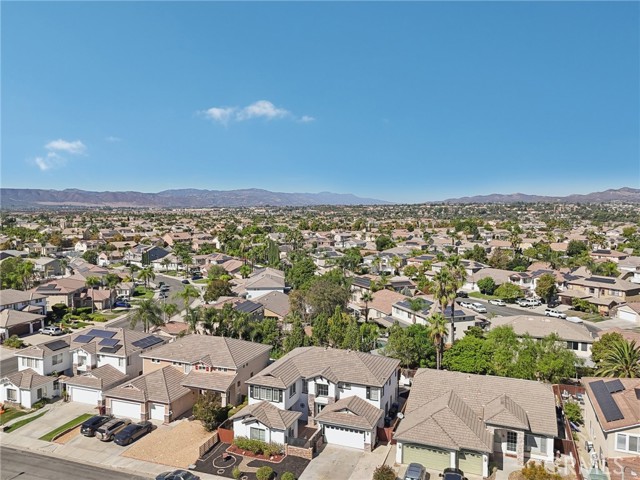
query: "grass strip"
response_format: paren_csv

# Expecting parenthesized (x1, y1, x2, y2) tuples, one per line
(38, 413, 94, 441)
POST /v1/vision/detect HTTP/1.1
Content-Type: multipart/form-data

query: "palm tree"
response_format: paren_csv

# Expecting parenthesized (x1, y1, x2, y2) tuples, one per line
(104, 273, 121, 312)
(371, 256, 382, 274)
(427, 313, 448, 370)
(407, 297, 427, 324)
(390, 256, 401, 276)
(138, 266, 155, 290)
(361, 291, 373, 323)
(596, 340, 640, 378)
(239, 264, 252, 279)
(177, 284, 200, 311)
(185, 307, 200, 334)
(161, 257, 171, 272)
(85, 276, 101, 314)
(445, 256, 467, 344)
(162, 302, 178, 322)
(129, 298, 163, 333)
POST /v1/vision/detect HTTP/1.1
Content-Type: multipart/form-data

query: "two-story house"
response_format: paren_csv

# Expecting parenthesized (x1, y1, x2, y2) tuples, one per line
(233, 347, 400, 451)
(102, 335, 270, 423)
(395, 369, 557, 477)
(0, 289, 47, 338)
(561, 276, 640, 315)
(245, 269, 286, 300)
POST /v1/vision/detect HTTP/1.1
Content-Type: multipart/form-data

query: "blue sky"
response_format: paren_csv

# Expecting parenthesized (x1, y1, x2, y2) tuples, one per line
(2, 1, 638, 203)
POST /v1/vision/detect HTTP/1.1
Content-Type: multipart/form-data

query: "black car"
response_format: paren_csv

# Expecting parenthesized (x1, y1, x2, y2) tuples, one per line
(114, 421, 153, 446)
(156, 470, 200, 480)
(441, 467, 467, 480)
(80, 415, 112, 437)
(456, 291, 469, 298)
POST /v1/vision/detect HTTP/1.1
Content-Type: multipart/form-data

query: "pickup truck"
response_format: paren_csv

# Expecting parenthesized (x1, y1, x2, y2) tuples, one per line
(39, 326, 64, 336)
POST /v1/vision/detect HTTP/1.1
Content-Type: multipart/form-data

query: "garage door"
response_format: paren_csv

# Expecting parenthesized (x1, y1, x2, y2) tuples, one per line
(111, 399, 141, 419)
(403, 444, 450, 470)
(323, 424, 365, 449)
(69, 386, 100, 406)
(618, 309, 637, 322)
(458, 450, 484, 476)
(150, 402, 165, 421)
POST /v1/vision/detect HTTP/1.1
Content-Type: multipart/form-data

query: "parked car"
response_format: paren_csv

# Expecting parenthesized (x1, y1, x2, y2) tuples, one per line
(404, 463, 426, 480)
(191, 274, 202, 281)
(156, 470, 200, 480)
(516, 298, 536, 308)
(114, 421, 153, 446)
(489, 299, 506, 306)
(160, 285, 170, 292)
(459, 300, 473, 308)
(80, 415, 112, 437)
(471, 302, 487, 313)
(95, 418, 131, 442)
(181, 279, 190, 284)
(545, 308, 567, 319)
(39, 326, 64, 336)
(456, 291, 468, 298)
(114, 301, 131, 308)
(441, 468, 467, 480)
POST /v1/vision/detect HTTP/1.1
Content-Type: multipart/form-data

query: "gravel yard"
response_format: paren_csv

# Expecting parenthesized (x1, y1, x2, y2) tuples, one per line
(122, 420, 214, 468)
(54, 426, 82, 444)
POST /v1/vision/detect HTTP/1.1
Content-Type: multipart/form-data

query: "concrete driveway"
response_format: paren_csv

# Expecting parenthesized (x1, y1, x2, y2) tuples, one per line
(299, 444, 364, 480)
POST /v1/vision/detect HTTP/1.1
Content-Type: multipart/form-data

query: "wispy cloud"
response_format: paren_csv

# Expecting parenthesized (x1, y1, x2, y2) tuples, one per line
(200, 100, 314, 125)
(29, 138, 87, 171)
(45, 139, 87, 155)
(105, 136, 122, 143)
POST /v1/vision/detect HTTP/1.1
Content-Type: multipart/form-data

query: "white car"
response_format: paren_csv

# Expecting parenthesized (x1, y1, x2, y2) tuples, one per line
(459, 300, 473, 308)
(471, 302, 487, 313)
(39, 326, 64, 336)
(489, 299, 506, 306)
(545, 308, 567, 319)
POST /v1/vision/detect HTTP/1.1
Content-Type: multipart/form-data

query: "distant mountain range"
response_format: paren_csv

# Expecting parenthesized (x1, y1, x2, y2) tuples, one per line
(0, 188, 390, 208)
(443, 187, 640, 204)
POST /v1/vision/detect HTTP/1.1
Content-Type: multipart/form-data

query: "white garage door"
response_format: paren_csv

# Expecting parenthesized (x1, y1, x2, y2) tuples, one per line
(150, 402, 165, 421)
(618, 309, 638, 322)
(458, 450, 484, 476)
(111, 399, 141, 419)
(69, 386, 100, 406)
(323, 424, 365, 449)
(403, 444, 451, 470)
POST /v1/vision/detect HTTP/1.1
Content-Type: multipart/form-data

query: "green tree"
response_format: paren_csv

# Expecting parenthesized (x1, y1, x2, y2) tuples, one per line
(203, 279, 232, 302)
(463, 244, 488, 263)
(85, 276, 101, 314)
(592, 261, 620, 277)
(359, 323, 379, 352)
(129, 298, 163, 333)
(535, 333, 579, 383)
(305, 279, 350, 318)
(285, 256, 316, 289)
(162, 302, 178, 322)
(596, 339, 640, 378)
(384, 324, 415, 368)
(567, 240, 588, 257)
(177, 284, 200, 309)
(535, 273, 557, 304)
(239, 264, 252, 279)
(193, 392, 229, 432)
(361, 291, 373, 323)
(477, 277, 496, 295)
(494, 283, 522, 302)
(311, 314, 330, 346)
(104, 273, 121, 312)
(443, 334, 490, 374)
(137, 266, 156, 289)
(82, 250, 98, 265)
(485, 326, 520, 377)
(591, 332, 625, 364)
(283, 316, 307, 353)
(342, 318, 361, 351)
(427, 313, 448, 370)
(564, 401, 583, 425)
(327, 306, 350, 347)
(375, 235, 395, 251)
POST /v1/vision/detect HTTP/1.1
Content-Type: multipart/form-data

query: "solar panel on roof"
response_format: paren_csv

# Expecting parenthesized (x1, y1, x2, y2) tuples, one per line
(605, 379, 625, 394)
(591, 380, 624, 422)
(46, 340, 68, 351)
(99, 338, 119, 347)
(87, 329, 116, 339)
(100, 345, 122, 354)
(74, 334, 95, 344)
(131, 336, 164, 349)
(588, 277, 616, 284)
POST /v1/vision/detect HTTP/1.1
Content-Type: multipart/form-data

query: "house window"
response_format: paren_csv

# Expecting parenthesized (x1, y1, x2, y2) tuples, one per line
(316, 384, 329, 397)
(6, 389, 17, 401)
(616, 433, 640, 453)
(77, 355, 86, 367)
(22, 357, 38, 369)
(566, 342, 579, 351)
(289, 383, 296, 398)
(507, 432, 518, 452)
(581, 343, 588, 352)
(250, 428, 266, 442)
(53, 380, 60, 390)
(316, 404, 326, 415)
(526, 435, 548, 455)
(250, 386, 283, 403)
(118, 358, 125, 367)
(366, 387, 379, 401)
(52, 354, 63, 366)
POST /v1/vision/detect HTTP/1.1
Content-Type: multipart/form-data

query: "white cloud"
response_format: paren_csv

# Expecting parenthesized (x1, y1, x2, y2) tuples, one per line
(45, 139, 86, 155)
(201, 100, 313, 125)
(33, 152, 66, 171)
(105, 136, 122, 143)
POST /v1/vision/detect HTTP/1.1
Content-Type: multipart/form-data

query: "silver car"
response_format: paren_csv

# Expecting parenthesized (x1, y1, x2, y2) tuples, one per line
(404, 463, 426, 480)
(95, 418, 131, 442)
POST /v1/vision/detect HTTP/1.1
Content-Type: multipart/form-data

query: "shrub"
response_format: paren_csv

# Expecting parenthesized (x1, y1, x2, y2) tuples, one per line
(281, 473, 296, 480)
(73, 307, 93, 316)
(232, 466, 242, 479)
(256, 466, 273, 480)
(477, 277, 496, 295)
(521, 461, 562, 480)
(3, 335, 25, 349)
(234, 436, 265, 454)
(264, 442, 284, 456)
(564, 401, 583, 425)
(90, 314, 107, 322)
(373, 465, 396, 480)
(32, 398, 51, 410)
(192, 392, 230, 431)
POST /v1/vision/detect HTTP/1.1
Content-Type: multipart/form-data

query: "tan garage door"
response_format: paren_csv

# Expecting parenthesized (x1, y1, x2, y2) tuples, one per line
(458, 450, 483, 476)
(403, 444, 450, 470)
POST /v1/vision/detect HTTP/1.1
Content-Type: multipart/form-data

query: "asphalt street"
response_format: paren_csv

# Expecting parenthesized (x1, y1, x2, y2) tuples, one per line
(0, 446, 151, 480)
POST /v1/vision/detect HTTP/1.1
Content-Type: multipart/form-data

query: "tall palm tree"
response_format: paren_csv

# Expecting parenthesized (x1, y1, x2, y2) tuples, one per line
(361, 291, 373, 323)
(104, 273, 121, 312)
(445, 256, 467, 344)
(138, 266, 155, 289)
(185, 307, 200, 334)
(427, 313, 448, 370)
(390, 256, 401, 276)
(433, 268, 456, 316)
(162, 302, 178, 322)
(85, 276, 101, 314)
(596, 340, 640, 378)
(177, 284, 200, 311)
(407, 297, 427, 324)
(129, 298, 163, 333)
(161, 257, 171, 272)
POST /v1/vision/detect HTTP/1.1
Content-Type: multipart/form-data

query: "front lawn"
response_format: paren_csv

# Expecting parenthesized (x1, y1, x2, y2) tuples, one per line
(0, 408, 28, 425)
(565, 310, 606, 322)
(39, 413, 93, 441)
(133, 286, 154, 298)
(469, 292, 499, 300)
(4, 411, 47, 433)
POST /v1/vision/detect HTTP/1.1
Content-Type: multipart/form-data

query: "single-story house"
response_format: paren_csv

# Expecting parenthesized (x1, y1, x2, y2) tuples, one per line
(0, 369, 57, 408)
(0, 310, 45, 340)
(231, 400, 302, 444)
(615, 303, 640, 325)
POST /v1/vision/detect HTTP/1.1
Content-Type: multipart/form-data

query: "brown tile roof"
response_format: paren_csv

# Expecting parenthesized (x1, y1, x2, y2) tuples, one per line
(256, 291, 290, 318)
(0, 289, 46, 306)
(583, 377, 640, 432)
(0, 309, 45, 328)
(104, 365, 190, 404)
(181, 370, 237, 392)
(315, 395, 383, 430)
(369, 290, 406, 316)
(3, 368, 52, 389)
(139, 335, 271, 368)
(18, 338, 71, 359)
(489, 315, 595, 343)
(65, 364, 127, 390)
(247, 347, 399, 389)
(230, 400, 301, 430)
(69, 328, 166, 359)
(397, 369, 557, 448)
